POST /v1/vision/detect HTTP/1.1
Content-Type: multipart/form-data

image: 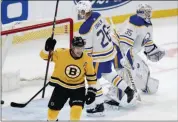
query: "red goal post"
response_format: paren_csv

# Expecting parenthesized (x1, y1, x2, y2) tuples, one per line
(1, 18, 74, 92)
(1, 18, 74, 47)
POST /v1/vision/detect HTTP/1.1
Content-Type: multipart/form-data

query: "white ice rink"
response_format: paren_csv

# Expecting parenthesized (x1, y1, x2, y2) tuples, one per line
(1, 16, 178, 120)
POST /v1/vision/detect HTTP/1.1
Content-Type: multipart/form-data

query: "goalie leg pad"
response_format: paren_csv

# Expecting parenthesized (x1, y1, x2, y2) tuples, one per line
(142, 77, 159, 94)
(102, 70, 128, 91)
(131, 56, 150, 90)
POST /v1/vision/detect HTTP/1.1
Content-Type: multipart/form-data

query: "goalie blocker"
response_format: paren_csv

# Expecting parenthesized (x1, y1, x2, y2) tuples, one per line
(40, 36, 97, 121)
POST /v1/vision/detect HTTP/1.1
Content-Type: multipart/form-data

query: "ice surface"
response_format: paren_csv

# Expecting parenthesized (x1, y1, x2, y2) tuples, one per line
(1, 17, 177, 120)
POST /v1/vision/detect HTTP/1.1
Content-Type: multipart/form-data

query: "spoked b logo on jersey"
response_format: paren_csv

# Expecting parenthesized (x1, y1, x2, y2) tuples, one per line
(74, 0, 131, 20)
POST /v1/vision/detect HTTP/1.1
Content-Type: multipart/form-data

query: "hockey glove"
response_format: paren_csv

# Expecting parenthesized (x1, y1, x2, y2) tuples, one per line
(85, 87, 97, 105)
(144, 44, 165, 62)
(45, 37, 56, 51)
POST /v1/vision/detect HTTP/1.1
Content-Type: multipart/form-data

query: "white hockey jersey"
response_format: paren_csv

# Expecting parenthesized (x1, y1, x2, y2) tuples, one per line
(79, 12, 117, 62)
(119, 14, 154, 55)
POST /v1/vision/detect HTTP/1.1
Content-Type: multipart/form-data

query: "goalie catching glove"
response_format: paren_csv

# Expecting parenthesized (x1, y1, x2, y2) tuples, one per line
(45, 37, 57, 51)
(144, 44, 165, 62)
(85, 87, 97, 105)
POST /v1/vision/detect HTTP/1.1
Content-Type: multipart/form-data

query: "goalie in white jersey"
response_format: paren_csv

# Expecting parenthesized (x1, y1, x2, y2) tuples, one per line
(76, 1, 137, 116)
(107, 3, 165, 105)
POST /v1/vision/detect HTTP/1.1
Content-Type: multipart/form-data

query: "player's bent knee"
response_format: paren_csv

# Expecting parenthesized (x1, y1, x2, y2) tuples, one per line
(70, 105, 83, 120)
(144, 77, 159, 94)
(47, 108, 60, 121)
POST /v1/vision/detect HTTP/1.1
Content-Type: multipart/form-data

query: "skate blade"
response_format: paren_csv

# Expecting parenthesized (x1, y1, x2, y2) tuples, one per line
(86, 112, 105, 117)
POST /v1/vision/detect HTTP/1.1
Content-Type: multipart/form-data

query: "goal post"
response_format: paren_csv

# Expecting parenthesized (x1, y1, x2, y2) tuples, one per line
(1, 18, 74, 92)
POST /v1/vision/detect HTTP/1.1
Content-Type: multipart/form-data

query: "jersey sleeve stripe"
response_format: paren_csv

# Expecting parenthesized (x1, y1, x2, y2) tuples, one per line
(120, 41, 133, 47)
(92, 49, 116, 61)
(120, 35, 134, 41)
(86, 76, 97, 81)
(96, 89, 103, 97)
(144, 40, 154, 47)
(84, 48, 92, 54)
(120, 37, 134, 46)
(92, 46, 114, 57)
(86, 79, 97, 82)
(92, 46, 113, 55)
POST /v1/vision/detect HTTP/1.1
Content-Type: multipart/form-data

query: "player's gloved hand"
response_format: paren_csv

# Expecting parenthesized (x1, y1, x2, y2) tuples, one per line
(144, 44, 165, 62)
(85, 87, 97, 105)
(45, 37, 56, 51)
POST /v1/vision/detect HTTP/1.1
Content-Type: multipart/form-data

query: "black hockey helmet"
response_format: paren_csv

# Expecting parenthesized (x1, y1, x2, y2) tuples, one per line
(71, 36, 85, 47)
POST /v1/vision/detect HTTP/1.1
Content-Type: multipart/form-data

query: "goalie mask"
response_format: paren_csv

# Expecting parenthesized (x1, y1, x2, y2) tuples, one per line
(136, 3, 152, 23)
(76, 1, 92, 18)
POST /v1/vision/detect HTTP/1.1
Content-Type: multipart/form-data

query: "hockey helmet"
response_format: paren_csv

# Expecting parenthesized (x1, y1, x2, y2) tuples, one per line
(72, 36, 85, 47)
(76, 1, 92, 18)
(136, 3, 152, 22)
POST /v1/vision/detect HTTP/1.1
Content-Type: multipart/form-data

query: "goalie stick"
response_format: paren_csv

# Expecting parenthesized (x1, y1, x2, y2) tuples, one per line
(108, 17, 141, 101)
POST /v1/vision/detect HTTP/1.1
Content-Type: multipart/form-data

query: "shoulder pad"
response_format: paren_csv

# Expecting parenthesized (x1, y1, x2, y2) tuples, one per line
(79, 12, 101, 35)
(129, 14, 152, 27)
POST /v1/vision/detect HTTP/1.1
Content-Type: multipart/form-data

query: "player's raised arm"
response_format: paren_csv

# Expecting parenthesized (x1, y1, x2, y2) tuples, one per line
(40, 37, 59, 62)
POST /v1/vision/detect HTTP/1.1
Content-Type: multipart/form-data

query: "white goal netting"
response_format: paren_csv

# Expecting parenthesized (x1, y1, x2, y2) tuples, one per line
(1, 18, 74, 91)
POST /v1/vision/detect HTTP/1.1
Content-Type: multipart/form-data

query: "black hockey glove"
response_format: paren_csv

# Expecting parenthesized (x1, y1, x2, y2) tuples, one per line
(45, 37, 56, 51)
(85, 87, 97, 105)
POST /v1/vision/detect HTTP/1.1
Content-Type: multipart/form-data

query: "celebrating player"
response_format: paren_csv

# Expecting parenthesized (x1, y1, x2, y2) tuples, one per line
(107, 3, 165, 105)
(76, 1, 138, 116)
(40, 36, 98, 121)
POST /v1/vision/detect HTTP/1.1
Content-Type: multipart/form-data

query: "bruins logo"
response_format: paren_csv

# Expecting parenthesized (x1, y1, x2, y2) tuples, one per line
(65, 65, 81, 78)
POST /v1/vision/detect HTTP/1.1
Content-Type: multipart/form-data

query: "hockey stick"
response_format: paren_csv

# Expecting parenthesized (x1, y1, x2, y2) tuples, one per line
(10, 82, 49, 108)
(108, 17, 141, 101)
(42, 0, 60, 98)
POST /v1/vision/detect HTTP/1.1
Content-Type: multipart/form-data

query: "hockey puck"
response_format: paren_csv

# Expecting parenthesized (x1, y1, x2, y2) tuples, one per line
(1, 100, 4, 104)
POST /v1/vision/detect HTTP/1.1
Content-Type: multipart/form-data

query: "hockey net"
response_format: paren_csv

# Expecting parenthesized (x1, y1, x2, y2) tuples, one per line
(1, 18, 73, 91)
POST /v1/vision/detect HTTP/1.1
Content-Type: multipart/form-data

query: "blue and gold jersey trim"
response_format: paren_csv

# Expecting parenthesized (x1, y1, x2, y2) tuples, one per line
(92, 46, 115, 61)
(129, 14, 152, 27)
(79, 12, 101, 35)
(120, 35, 134, 47)
(144, 40, 154, 47)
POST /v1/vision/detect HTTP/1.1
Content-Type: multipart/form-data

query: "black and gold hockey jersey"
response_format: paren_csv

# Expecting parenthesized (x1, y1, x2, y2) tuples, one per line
(40, 48, 97, 89)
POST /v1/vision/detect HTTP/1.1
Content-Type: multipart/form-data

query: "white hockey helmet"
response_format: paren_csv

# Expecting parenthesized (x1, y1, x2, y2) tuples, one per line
(136, 3, 152, 22)
(76, 1, 92, 18)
